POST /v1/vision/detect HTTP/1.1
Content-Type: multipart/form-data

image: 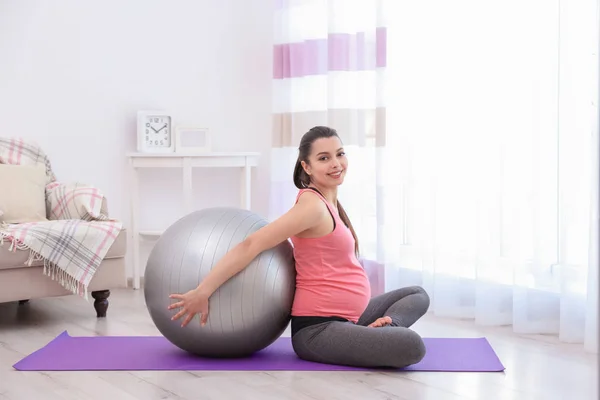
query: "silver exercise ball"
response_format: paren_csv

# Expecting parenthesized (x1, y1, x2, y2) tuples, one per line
(144, 207, 296, 358)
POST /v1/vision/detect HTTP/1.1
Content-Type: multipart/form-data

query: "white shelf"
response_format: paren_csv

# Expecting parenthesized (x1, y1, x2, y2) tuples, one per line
(127, 152, 260, 169)
(139, 230, 164, 238)
(127, 151, 260, 157)
(127, 151, 259, 290)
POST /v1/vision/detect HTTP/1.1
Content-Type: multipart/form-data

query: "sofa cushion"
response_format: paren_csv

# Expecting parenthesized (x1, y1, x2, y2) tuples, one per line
(0, 163, 48, 223)
(0, 228, 127, 270)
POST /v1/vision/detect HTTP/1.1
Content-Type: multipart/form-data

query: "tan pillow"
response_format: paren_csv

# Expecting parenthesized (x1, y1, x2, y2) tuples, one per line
(0, 163, 48, 223)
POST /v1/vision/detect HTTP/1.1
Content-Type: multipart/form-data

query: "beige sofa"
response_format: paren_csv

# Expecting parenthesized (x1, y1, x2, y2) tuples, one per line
(0, 137, 128, 317)
(0, 227, 127, 317)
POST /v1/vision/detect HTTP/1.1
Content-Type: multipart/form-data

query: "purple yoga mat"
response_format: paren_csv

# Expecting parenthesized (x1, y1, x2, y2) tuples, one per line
(13, 331, 505, 372)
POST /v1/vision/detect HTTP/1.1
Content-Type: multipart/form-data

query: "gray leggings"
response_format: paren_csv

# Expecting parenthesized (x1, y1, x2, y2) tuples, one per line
(291, 286, 430, 369)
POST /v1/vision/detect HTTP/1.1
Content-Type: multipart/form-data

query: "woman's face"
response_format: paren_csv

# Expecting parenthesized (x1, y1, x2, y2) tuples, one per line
(301, 136, 348, 188)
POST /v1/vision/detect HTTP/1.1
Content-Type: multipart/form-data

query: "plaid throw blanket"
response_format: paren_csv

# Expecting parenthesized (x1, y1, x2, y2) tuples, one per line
(0, 138, 123, 299)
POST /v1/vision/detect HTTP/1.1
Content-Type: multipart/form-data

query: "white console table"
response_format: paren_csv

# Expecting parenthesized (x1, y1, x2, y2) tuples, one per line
(126, 152, 260, 289)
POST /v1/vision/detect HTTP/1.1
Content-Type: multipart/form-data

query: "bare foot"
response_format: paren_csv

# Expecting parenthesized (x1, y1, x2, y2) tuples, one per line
(368, 316, 392, 327)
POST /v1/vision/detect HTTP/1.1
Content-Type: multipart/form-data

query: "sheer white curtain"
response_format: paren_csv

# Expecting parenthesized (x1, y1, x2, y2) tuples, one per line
(381, 0, 598, 352)
(270, 0, 598, 352)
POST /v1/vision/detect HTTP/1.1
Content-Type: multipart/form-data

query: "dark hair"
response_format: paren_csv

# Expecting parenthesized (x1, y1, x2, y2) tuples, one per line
(292, 126, 359, 256)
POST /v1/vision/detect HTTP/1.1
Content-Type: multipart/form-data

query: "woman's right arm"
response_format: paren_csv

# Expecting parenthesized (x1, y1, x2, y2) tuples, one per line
(194, 192, 325, 297)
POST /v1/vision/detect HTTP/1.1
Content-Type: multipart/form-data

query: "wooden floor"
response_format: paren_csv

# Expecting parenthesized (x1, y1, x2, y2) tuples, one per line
(0, 288, 597, 400)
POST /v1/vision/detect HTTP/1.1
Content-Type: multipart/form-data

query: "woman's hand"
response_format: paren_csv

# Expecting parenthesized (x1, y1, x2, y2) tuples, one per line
(168, 287, 210, 328)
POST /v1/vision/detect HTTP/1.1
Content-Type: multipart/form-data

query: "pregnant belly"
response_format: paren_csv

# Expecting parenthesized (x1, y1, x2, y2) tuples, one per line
(293, 277, 371, 322)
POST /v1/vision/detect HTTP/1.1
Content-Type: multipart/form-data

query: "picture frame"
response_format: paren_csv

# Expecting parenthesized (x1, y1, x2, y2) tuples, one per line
(175, 126, 211, 153)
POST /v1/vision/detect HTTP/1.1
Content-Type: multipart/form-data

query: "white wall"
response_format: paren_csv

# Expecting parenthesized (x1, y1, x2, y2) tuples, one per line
(0, 1, 274, 279)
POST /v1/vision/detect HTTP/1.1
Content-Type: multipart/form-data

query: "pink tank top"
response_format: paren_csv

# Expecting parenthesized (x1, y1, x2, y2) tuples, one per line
(290, 188, 371, 323)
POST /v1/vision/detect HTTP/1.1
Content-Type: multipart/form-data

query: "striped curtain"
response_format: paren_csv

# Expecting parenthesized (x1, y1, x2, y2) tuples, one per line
(270, 0, 388, 295)
(272, 0, 386, 148)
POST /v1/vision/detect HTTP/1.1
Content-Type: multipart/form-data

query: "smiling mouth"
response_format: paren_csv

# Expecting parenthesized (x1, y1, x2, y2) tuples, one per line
(329, 170, 343, 178)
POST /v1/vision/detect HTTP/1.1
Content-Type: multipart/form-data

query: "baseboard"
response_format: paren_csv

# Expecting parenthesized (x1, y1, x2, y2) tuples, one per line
(126, 276, 145, 289)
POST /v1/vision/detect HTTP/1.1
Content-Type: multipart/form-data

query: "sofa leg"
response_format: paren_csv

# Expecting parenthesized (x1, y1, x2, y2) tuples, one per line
(91, 290, 110, 318)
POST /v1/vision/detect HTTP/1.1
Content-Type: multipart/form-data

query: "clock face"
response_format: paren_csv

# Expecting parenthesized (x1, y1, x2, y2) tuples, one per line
(144, 115, 171, 147)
